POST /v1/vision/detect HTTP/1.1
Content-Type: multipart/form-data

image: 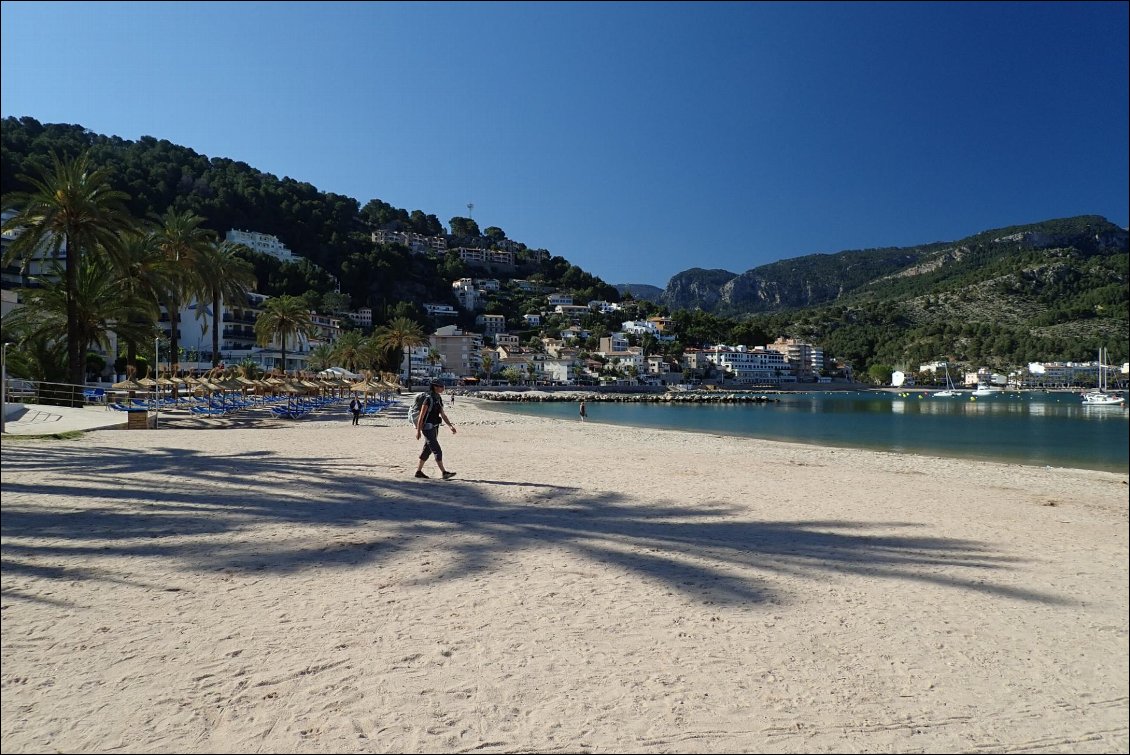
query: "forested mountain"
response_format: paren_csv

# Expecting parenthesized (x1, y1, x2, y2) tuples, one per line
(0, 116, 618, 323)
(662, 217, 1127, 316)
(614, 283, 664, 303)
(2, 116, 1126, 371)
(664, 216, 1128, 369)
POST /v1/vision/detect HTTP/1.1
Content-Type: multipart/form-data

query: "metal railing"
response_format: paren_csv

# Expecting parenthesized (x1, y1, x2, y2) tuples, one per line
(2, 378, 92, 408)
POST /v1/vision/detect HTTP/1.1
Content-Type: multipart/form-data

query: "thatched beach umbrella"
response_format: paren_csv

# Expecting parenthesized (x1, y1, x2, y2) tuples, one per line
(110, 377, 146, 404)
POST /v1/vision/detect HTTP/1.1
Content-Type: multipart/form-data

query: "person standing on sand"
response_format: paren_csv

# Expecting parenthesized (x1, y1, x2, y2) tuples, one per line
(349, 394, 363, 426)
(579, 399, 587, 422)
(415, 380, 457, 480)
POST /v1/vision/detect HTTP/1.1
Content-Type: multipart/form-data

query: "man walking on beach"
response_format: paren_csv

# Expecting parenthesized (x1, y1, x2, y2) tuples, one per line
(349, 394, 362, 426)
(415, 380, 457, 480)
(579, 399, 587, 422)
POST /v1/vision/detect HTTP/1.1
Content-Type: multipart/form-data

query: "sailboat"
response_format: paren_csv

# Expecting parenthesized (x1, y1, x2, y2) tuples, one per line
(933, 363, 963, 397)
(1081, 348, 1125, 406)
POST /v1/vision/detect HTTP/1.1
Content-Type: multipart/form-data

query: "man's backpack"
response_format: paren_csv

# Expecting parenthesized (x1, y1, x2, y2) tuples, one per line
(408, 392, 430, 427)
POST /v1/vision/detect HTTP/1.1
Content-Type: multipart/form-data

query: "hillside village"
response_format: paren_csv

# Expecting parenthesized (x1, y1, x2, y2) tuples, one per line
(3, 119, 1126, 395)
(5, 213, 1119, 393)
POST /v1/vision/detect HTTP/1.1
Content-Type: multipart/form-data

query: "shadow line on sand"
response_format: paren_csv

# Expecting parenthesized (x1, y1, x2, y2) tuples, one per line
(1, 442, 1067, 607)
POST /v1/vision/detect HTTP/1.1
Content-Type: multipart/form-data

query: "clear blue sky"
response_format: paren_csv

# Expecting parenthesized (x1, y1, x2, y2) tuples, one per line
(2, 1, 1127, 288)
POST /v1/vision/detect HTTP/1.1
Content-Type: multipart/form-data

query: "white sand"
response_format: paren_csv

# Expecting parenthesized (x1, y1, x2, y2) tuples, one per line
(1, 397, 1127, 753)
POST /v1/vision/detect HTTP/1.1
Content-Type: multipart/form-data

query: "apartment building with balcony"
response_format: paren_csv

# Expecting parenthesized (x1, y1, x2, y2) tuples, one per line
(475, 313, 506, 336)
(454, 247, 515, 266)
(372, 229, 448, 255)
(765, 337, 825, 381)
(598, 333, 630, 354)
(346, 307, 373, 328)
(430, 325, 483, 378)
(703, 344, 795, 385)
(226, 229, 297, 263)
(423, 303, 459, 319)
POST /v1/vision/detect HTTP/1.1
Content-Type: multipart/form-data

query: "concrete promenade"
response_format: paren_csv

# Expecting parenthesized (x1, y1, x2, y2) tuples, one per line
(1, 402, 128, 436)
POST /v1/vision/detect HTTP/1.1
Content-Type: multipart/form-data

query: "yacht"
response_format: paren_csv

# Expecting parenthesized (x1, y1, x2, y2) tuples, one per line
(1082, 348, 1125, 406)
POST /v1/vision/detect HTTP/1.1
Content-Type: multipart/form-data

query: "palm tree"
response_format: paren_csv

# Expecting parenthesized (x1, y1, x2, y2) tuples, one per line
(306, 343, 335, 372)
(108, 230, 173, 374)
(5, 259, 155, 384)
(373, 316, 427, 388)
(196, 240, 256, 367)
(152, 208, 215, 372)
(330, 330, 368, 372)
(426, 347, 443, 379)
(254, 294, 316, 374)
(1, 152, 134, 384)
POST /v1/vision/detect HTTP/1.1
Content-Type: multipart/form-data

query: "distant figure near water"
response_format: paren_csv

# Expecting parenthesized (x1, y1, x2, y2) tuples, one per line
(579, 400, 587, 422)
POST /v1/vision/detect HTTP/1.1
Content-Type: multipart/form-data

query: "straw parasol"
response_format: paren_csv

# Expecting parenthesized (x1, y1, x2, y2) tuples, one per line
(112, 377, 144, 391)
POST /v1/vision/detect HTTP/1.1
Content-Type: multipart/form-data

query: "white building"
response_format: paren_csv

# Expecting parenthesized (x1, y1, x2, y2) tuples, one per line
(703, 345, 795, 385)
(226, 229, 297, 263)
(402, 344, 441, 383)
(423, 303, 459, 319)
(452, 279, 482, 311)
(347, 307, 373, 328)
(622, 319, 660, 336)
(588, 300, 620, 314)
(172, 292, 318, 373)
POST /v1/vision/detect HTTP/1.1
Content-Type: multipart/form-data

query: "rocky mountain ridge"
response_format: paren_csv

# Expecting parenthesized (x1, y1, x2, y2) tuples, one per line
(653, 216, 1127, 316)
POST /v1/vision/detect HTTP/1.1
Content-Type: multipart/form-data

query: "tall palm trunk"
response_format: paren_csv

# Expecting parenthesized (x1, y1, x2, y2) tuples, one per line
(166, 297, 181, 374)
(65, 231, 84, 386)
(211, 291, 222, 367)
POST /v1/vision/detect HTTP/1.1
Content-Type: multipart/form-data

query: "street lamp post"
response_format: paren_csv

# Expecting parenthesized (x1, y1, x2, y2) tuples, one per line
(154, 336, 160, 429)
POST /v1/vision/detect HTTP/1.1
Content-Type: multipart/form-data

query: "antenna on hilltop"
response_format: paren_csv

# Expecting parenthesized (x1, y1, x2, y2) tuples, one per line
(466, 202, 474, 218)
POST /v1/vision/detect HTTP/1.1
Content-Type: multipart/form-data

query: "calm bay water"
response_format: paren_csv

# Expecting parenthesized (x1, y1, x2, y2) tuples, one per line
(480, 391, 1130, 473)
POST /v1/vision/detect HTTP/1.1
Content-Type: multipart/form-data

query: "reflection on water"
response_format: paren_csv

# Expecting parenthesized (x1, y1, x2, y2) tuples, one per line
(488, 391, 1129, 473)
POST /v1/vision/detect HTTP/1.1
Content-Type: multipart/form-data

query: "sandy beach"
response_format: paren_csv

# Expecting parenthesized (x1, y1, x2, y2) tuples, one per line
(2, 396, 1127, 753)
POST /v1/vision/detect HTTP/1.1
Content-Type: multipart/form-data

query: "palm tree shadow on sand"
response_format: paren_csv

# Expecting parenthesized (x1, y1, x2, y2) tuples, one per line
(1, 443, 1064, 608)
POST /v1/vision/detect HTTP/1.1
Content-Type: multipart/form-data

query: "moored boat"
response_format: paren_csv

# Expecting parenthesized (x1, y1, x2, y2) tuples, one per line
(1081, 348, 1125, 406)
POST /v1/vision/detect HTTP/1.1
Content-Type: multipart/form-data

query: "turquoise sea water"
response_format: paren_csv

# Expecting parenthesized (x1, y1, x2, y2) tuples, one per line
(480, 391, 1130, 473)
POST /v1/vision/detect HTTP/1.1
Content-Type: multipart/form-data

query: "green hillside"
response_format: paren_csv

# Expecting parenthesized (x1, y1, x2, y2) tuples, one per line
(3, 115, 1125, 372)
